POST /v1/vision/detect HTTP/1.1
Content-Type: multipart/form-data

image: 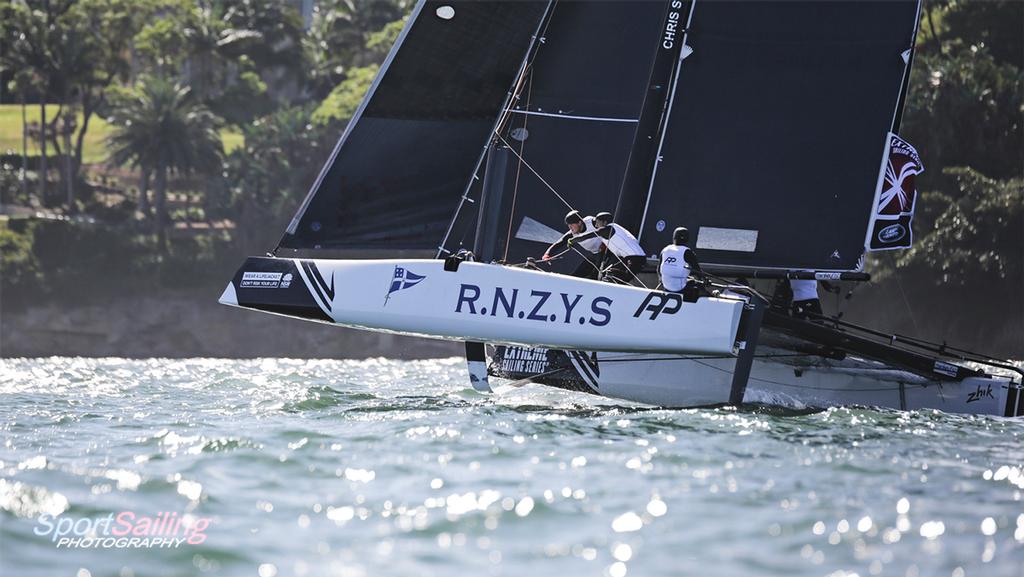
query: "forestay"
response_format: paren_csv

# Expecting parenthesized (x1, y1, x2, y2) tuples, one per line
(440, 1, 669, 268)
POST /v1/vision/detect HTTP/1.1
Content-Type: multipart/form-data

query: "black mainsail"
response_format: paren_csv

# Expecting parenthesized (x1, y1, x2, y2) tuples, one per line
(279, 1, 549, 251)
(632, 0, 921, 272)
(277, 0, 922, 273)
(439, 1, 670, 271)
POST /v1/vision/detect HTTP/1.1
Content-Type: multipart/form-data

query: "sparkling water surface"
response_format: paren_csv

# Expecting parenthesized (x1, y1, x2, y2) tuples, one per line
(1, 357, 1022, 577)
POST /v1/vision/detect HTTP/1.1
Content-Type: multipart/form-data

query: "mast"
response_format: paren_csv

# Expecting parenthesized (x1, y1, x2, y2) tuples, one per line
(473, 145, 511, 262)
(634, 0, 698, 242)
(613, 0, 694, 237)
(436, 0, 557, 258)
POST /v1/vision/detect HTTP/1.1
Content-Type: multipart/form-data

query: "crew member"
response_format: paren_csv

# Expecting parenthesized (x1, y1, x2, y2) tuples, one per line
(659, 226, 702, 292)
(542, 210, 604, 279)
(791, 274, 823, 319)
(589, 212, 647, 284)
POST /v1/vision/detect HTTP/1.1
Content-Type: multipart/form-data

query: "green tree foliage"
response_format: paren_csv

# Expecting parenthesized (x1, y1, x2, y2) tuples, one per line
(900, 168, 1023, 287)
(856, 0, 1023, 352)
(897, 1, 1022, 271)
(213, 61, 274, 126)
(225, 105, 328, 249)
(303, 0, 409, 98)
(106, 77, 223, 253)
(2, 0, 154, 203)
(905, 47, 1023, 182)
(219, 0, 304, 97)
(182, 1, 262, 101)
(311, 64, 378, 126)
(181, 1, 289, 125)
(133, 4, 190, 75)
(941, 0, 1023, 69)
(0, 219, 40, 293)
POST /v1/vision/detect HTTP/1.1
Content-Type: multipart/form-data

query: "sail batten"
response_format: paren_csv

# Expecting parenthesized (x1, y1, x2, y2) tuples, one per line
(506, 109, 640, 124)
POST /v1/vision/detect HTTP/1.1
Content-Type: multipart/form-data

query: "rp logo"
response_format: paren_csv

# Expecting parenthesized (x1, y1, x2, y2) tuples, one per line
(633, 292, 683, 320)
(664, 256, 677, 264)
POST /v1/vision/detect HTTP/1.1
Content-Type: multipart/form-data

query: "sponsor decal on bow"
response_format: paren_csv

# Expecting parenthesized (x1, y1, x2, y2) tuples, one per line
(385, 266, 426, 305)
(568, 351, 601, 390)
(867, 133, 924, 251)
(493, 346, 600, 394)
(240, 271, 292, 289)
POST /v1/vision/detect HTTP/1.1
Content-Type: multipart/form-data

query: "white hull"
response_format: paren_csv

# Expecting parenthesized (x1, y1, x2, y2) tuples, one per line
(221, 256, 1020, 417)
(489, 346, 1018, 416)
(221, 258, 744, 355)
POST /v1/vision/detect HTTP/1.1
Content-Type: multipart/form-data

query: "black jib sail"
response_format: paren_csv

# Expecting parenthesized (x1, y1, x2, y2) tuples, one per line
(278, 1, 549, 251)
(440, 1, 670, 272)
(634, 0, 921, 272)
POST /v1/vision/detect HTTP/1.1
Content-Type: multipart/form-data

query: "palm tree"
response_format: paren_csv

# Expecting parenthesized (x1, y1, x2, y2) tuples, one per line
(302, 0, 408, 98)
(183, 2, 261, 101)
(107, 77, 223, 253)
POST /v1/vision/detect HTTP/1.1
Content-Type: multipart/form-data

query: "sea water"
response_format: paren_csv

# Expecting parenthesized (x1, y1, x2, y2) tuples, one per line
(1, 357, 1021, 577)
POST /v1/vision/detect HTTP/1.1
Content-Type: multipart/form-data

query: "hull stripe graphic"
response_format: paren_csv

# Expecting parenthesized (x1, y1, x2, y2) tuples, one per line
(569, 352, 600, 392)
(303, 261, 335, 304)
(295, 260, 334, 316)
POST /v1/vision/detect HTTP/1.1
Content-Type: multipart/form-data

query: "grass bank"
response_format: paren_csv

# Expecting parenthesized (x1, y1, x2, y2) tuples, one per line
(0, 104, 243, 163)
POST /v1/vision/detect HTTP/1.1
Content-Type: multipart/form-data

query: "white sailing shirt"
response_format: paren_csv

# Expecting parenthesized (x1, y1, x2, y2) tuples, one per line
(601, 223, 644, 259)
(791, 278, 819, 301)
(659, 244, 691, 292)
(576, 216, 603, 253)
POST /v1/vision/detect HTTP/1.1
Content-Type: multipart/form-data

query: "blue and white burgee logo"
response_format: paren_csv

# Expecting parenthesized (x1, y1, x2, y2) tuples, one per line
(384, 266, 426, 305)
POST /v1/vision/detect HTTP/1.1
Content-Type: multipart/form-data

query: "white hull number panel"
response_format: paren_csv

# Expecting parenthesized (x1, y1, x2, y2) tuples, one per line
(223, 258, 744, 355)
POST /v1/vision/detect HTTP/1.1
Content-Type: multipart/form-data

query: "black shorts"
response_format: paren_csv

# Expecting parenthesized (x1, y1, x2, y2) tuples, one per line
(793, 298, 822, 319)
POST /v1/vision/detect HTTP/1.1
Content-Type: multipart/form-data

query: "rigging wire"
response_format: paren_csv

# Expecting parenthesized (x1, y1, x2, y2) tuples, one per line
(437, 0, 649, 291)
(493, 130, 650, 289)
(491, 4, 558, 141)
(436, 1, 559, 257)
(889, 252, 923, 335)
(502, 70, 535, 262)
(494, 131, 576, 212)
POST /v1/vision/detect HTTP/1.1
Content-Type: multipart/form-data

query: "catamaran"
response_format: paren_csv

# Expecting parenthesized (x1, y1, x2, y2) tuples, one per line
(219, 0, 1022, 416)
